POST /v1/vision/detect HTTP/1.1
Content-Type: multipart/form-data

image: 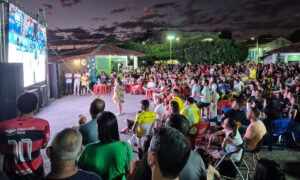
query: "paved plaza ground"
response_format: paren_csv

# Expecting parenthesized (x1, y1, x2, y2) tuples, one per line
(4, 93, 300, 179)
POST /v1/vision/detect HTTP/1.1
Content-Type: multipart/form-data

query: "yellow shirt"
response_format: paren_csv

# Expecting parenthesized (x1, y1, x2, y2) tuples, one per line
(135, 111, 156, 137)
(180, 105, 200, 125)
(245, 120, 266, 150)
(81, 76, 88, 86)
(249, 69, 257, 79)
(242, 76, 249, 83)
(172, 96, 185, 112)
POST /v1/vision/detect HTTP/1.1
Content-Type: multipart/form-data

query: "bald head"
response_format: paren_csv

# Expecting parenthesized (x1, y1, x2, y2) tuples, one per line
(51, 128, 82, 161)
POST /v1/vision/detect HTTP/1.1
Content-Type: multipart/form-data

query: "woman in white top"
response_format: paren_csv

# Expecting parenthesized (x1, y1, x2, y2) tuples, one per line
(209, 117, 243, 162)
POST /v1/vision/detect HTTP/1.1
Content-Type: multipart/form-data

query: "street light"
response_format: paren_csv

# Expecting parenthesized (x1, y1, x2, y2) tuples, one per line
(251, 36, 259, 63)
(167, 35, 179, 63)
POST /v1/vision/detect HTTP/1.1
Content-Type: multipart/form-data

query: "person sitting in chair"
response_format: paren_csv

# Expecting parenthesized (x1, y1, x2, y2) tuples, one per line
(243, 107, 267, 151)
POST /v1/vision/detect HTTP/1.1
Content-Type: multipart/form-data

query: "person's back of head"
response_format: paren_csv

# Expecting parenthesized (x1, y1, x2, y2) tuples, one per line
(97, 111, 120, 143)
(186, 97, 194, 105)
(141, 100, 150, 110)
(235, 98, 244, 110)
(148, 127, 190, 179)
(254, 158, 285, 180)
(90, 98, 105, 118)
(17, 92, 38, 115)
(48, 128, 82, 161)
(251, 107, 260, 120)
(170, 101, 180, 114)
(166, 114, 190, 137)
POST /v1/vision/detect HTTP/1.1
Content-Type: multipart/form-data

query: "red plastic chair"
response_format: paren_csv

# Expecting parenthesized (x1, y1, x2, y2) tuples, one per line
(218, 101, 232, 115)
(145, 89, 153, 101)
(134, 82, 143, 95)
(189, 121, 210, 151)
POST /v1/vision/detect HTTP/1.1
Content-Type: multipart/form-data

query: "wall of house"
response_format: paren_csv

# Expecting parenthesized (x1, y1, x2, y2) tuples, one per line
(248, 37, 292, 63)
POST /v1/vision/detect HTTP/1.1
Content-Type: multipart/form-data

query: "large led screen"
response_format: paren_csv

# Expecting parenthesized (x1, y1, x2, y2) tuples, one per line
(8, 3, 47, 87)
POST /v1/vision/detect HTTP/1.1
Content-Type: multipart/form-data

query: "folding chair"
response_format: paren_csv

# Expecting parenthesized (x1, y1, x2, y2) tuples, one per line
(268, 118, 291, 151)
(215, 143, 250, 180)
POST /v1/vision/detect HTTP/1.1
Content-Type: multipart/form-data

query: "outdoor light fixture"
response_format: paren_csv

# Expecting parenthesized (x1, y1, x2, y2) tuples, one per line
(167, 35, 175, 40)
(176, 37, 180, 41)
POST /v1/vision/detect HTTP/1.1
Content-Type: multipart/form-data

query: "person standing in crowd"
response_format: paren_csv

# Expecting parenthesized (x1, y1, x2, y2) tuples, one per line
(0, 92, 50, 180)
(147, 127, 191, 180)
(44, 128, 101, 180)
(85, 69, 91, 94)
(91, 69, 99, 90)
(113, 77, 124, 116)
(79, 99, 105, 146)
(247, 62, 257, 80)
(154, 98, 166, 122)
(190, 78, 201, 102)
(73, 70, 81, 95)
(78, 111, 133, 180)
(198, 80, 211, 108)
(81, 73, 88, 96)
(65, 71, 73, 95)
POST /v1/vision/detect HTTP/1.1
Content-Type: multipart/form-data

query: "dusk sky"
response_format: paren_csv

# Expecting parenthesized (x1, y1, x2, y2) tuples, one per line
(21, 0, 300, 46)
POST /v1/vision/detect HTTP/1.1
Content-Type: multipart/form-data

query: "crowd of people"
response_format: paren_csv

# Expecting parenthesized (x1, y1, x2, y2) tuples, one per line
(0, 61, 299, 180)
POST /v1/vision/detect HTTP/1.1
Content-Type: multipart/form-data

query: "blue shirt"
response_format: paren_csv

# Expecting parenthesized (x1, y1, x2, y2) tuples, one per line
(78, 119, 99, 146)
(192, 84, 200, 101)
(220, 85, 229, 95)
(44, 169, 101, 180)
(91, 73, 99, 83)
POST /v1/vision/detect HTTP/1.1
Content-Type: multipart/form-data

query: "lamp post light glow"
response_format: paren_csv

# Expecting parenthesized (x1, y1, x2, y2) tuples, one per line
(167, 35, 179, 63)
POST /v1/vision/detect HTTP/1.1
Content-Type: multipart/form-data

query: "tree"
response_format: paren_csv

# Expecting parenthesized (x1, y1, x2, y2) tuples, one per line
(219, 31, 232, 40)
(289, 29, 300, 43)
(103, 34, 118, 44)
(174, 39, 248, 65)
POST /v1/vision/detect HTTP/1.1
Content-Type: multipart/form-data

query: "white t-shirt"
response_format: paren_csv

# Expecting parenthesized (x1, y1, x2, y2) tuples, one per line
(74, 73, 81, 84)
(225, 130, 243, 162)
(86, 72, 90, 77)
(233, 84, 242, 95)
(65, 73, 72, 84)
(147, 82, 156, 88)
(154, 104, 166, 120)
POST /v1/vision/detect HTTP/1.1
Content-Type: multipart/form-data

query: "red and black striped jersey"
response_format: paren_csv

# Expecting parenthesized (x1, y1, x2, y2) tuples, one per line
(0, 117, 50, 178)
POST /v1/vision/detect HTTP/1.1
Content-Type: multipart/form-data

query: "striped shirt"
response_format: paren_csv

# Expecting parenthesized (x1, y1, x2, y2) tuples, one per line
(0, 117, 50, 179)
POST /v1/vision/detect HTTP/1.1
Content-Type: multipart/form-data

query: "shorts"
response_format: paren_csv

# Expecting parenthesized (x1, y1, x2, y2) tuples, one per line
(197, 102, 210, 109)
(81, 86, 87, 91)
(66, 83, 72, 89)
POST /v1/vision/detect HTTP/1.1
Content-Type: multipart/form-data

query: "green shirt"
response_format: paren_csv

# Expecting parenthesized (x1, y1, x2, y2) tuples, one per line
(201, 87, 211, 103)
(78, 141, 133, 180)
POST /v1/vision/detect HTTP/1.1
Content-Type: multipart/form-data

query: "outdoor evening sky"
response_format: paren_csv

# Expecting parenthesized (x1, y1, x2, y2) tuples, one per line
(21, 0, 300, 46)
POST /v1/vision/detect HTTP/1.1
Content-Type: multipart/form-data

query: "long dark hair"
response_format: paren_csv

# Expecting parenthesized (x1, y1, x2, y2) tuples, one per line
(97, 111, 120, 144)
(254, 159, 285, 180)
(227, 117, 237, 139)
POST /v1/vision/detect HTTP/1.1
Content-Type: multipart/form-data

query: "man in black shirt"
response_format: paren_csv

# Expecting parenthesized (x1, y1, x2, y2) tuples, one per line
(221, 99, 246, 124)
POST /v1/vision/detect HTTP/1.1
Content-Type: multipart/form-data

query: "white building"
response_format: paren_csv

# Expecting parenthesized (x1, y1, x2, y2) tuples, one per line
(263, 42, 300, 65)
(248, 37, 292, 63)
